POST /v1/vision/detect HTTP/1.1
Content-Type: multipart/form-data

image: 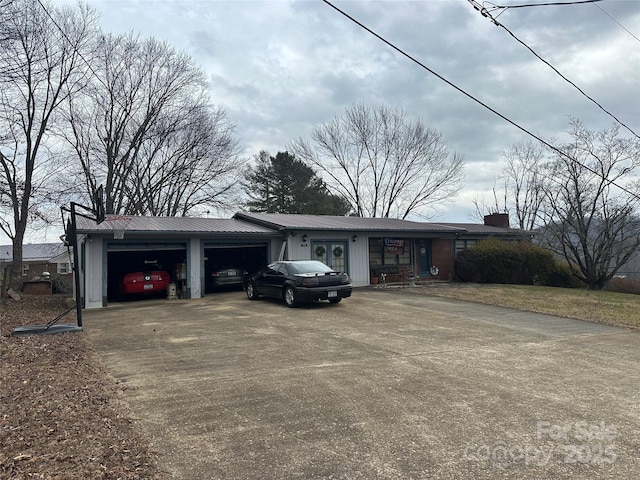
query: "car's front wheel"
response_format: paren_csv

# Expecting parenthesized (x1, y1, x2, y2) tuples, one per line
(283, 285, 297, 307)
(246, 281, 259, 300)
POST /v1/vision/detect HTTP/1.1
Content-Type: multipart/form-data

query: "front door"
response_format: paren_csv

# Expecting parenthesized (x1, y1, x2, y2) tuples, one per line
(313, 241, 348, 272)
(417, 239, 431, 277)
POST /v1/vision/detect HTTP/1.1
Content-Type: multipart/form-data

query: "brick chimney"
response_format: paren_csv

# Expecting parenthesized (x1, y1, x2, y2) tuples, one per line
(484, 213, 510, 228)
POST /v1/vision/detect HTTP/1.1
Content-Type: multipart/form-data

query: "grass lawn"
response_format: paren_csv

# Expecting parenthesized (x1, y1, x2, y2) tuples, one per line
(423, 284, 640, 329)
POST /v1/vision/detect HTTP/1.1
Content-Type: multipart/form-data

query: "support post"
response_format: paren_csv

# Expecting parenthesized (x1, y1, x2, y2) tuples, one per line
(70, 202, 83, 328)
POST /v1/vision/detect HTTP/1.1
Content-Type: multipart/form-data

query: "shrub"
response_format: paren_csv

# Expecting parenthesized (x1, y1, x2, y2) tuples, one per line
(456, 238, 568, 286)
(546, 261, 585, 288)
(518, 241, 556, 285)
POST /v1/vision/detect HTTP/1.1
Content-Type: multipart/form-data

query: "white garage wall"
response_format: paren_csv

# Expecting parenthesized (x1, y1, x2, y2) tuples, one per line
(189, 238, 202, 299)
(84, 236, 104, 309)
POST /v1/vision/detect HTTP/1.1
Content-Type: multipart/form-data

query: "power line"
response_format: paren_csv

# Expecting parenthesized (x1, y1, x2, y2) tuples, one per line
(320, 0, 640, 201)
(469, 0, 639, 139)
(486, 0, 604, 9)
(478, 0, 604, 21)
(593, 2, 640, 43)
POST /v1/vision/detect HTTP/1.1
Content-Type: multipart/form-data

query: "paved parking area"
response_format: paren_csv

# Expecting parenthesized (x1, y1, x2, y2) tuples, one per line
(85, 288, 640, 479)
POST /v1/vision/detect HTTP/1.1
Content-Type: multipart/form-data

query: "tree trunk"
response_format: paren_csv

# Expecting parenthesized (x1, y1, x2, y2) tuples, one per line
(7, 229, 25, 292)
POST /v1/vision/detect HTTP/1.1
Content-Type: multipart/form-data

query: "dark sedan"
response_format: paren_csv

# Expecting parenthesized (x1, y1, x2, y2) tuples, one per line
(244, 260, 352, 307)
(208, 266, 247, 289)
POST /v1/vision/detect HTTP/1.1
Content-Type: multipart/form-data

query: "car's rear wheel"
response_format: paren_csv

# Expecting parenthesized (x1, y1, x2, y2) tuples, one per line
(329, 297, 342, 304)
(283, 286, 297, 307)
(246, 281, 259, 300)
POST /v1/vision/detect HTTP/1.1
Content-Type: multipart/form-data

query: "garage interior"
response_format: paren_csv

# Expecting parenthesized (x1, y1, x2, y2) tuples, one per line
(107, 244, 187, 302)
(204, 244, 268, 294)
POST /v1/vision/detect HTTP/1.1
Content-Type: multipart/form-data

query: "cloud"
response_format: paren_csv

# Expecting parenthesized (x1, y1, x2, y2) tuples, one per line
(32, 0, 640, 231)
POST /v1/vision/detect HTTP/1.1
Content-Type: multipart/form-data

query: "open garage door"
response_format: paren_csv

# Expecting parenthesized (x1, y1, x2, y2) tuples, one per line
(107, 242, 187, 302)
(204, 243, 268, 294)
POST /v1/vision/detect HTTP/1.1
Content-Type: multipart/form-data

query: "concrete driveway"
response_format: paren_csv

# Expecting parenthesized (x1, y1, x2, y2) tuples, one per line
(85, 288, 640, 479)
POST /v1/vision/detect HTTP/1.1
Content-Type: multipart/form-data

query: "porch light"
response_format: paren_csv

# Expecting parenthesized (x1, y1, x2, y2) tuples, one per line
(352, 235, 358, 242)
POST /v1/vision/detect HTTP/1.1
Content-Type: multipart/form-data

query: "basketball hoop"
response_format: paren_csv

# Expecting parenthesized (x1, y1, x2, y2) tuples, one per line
(105, 215, 132, 240)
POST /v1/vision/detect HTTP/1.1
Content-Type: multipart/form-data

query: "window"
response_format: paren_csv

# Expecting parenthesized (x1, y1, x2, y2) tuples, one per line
(22, 263, 29, 276)
(455, 239, 478, 257)
(369, 237, 412, 266)
(58, 262, 71, 274)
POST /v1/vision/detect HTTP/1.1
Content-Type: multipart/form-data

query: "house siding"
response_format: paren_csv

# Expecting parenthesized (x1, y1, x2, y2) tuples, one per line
(286, 231, 370, 287)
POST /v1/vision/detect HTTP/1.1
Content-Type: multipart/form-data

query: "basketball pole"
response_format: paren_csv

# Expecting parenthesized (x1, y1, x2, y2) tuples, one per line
(70, 201, 83, 328)
(11, 187, 105, 336)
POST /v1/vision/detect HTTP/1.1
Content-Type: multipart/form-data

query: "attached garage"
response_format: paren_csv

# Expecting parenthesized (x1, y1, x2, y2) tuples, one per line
(203, 243, 268, 294)
(75, 216, 282, 308)
(106, 242, 188, 301)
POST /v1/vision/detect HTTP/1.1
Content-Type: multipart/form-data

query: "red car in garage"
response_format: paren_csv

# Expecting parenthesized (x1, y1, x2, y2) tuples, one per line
(120, 271, 170, 295)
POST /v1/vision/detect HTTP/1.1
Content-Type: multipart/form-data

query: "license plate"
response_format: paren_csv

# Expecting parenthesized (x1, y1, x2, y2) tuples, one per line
(328, 290, 337, 298)
(143, 284, 154, 290)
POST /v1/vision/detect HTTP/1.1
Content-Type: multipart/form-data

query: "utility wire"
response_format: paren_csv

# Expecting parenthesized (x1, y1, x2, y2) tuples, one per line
(593, 2, 640, 43)
(486, 0, 604, 9)
(469, 0, 639, 139)
(321, 0, 639, 201)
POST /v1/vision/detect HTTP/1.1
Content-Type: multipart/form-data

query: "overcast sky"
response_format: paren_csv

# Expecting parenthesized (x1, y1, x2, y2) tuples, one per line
(12, 0, 640, 243)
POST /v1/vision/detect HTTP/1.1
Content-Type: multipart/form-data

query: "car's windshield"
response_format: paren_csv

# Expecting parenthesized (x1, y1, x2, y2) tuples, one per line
(287, 261, 333, 274)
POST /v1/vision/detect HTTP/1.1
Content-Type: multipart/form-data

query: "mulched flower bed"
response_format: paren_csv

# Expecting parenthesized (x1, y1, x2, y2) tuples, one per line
(1, 295, 168, 479)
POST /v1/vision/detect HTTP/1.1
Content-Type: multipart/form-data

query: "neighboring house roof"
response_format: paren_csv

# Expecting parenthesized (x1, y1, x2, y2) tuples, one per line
(75, 215, 279, 235)
(49, 251, 72, 263)
(233, 212, 465, 233)
(0, 243, 68, 262)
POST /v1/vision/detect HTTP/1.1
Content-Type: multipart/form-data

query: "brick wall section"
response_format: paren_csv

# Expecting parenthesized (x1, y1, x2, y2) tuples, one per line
(431, 238, 454, 281)
(27, 262, 57, 275)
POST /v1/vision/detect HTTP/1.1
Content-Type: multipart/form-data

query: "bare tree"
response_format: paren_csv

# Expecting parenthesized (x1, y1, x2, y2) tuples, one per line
(469, 177, 508, 222)
(502, 140, 547, 231)
(125, 105, 242, 216)
(290, 103, 464, 219)
(0, 0, 97, 290)
(60, 32, 241, 217)
(468, 141, 546, 228)
(538, 119, 640, 289)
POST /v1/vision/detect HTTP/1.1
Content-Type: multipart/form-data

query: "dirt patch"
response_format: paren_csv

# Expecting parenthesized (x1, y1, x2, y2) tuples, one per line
(1, 295, 168, 479)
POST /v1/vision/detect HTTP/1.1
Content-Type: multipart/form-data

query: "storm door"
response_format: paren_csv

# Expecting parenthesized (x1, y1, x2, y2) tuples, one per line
(312, 241, 348, 273)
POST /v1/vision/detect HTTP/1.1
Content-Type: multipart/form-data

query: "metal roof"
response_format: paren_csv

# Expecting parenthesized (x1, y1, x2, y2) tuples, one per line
(75, 215, 278, 235)
(0, 243, 68, 262)
(233, 212, 465, 233)
(72, 212, 526, 237)
(441, 223, 531, 236)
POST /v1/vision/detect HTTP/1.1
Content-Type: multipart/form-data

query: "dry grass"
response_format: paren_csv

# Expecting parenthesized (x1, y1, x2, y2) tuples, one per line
(1, 295, 168, 479)
(419, 283, 640, 329)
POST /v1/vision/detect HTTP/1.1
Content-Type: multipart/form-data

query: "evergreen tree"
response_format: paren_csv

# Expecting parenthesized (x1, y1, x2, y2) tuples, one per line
(243, 151, 351, 215)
